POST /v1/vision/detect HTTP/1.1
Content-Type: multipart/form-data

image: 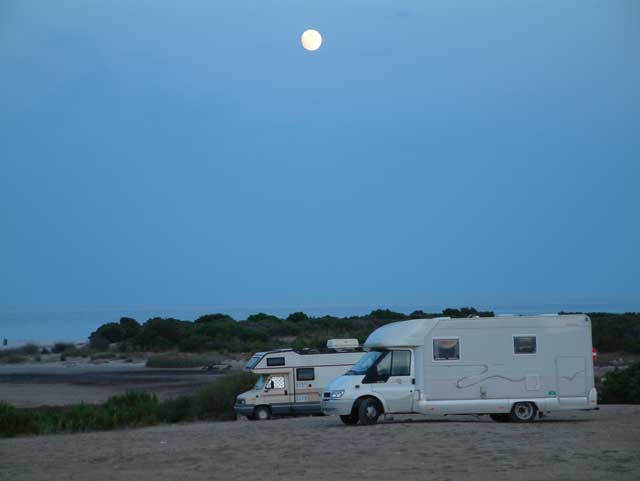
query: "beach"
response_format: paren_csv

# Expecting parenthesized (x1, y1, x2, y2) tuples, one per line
(1, 406, 638, 481)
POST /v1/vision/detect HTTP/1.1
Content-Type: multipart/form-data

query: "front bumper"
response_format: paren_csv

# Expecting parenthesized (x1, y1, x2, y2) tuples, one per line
(320, 398, 354, 416)
(234, 404, 254, 416)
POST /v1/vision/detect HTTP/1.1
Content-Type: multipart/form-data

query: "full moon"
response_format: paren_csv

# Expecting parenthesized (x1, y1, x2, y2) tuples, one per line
(301, 29, 322, 51)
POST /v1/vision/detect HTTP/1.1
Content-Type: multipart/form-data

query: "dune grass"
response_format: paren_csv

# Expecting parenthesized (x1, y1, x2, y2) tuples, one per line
(0, 372, 257, 438)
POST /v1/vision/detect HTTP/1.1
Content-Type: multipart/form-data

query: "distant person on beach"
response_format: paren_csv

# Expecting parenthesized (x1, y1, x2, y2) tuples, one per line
(3, 338, 6, 346)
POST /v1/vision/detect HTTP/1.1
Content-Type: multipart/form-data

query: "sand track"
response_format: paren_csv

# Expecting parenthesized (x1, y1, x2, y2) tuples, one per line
(1, 406, 639, 481)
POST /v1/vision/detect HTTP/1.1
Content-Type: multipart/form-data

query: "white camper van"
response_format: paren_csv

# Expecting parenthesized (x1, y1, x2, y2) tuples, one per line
(321, 315, 598, 425)
(234, 339, 365, 420)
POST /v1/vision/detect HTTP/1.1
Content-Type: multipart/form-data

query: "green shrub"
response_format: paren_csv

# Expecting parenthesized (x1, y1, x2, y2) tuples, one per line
(0, 402, 39, 437)
(194, 372, 257, 420)
(4, 354, 27, 364)
(601, 362, 640, 404)
(101, 391, 159, 427)
(52, 342, 76, 353)
(0, 373, 258, 438)
(91, 352, 117, 361)
(157, 395, 195, 423)
(20, 343, 40, 355)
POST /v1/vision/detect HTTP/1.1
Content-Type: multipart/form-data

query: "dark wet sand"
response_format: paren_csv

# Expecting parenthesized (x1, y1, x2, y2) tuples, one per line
(0, 360, 231, 407)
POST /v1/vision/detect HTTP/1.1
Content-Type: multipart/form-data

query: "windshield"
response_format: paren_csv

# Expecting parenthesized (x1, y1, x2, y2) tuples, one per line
(346, 351, 385, 375)
(254, 374, 266, 390)
(245, 354, 263, 371)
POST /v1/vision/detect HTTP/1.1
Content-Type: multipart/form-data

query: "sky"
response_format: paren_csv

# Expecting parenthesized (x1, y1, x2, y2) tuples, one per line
(1, 0, 639, 312)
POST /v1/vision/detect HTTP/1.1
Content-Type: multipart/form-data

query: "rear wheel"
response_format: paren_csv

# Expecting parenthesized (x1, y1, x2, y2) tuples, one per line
(358, 398, 382, 425)
(489, 413, 511, 423)
(340, 415, 359, 425)
(254, 406, 272, 421)
(510, 402, 537, 422)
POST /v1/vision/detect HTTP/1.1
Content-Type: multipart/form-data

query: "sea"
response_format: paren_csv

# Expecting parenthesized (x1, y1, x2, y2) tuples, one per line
(1, 302, 639, 348)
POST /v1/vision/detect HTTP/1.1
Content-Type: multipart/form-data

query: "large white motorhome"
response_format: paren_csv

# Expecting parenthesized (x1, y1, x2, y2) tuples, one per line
(321, 315, 598, 425)
(234, 339, 365, 420)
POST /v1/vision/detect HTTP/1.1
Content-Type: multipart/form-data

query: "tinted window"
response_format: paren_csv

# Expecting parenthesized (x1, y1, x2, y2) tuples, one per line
(433, 339, 460, 360)
(514, 336, 537, 354)
(376, 351, 392, 377)
(266, 357, 285, 366)
(391, 351, 411, 376)
(296, 368, 315, 381)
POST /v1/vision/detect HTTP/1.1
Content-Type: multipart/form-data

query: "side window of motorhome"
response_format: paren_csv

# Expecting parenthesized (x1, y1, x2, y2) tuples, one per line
(376, 352, 392, 377)
(296, 368, 315, 381)
(266, 357, 285, 366)
(514, 336, 537, 354)
(266, 375, 285, 389)
(391, 350, 411, 376)
(433, 338, 460, 361)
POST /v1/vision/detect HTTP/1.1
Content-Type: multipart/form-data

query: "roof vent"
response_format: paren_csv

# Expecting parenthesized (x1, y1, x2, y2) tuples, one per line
(326, 338, 359, 350)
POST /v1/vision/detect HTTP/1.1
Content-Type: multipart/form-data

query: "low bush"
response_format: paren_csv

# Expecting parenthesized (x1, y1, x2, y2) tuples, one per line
(194, 372, 257, 420)
(90, 352, 117, 361)
(20, 343, 40, 355)
(157, 396, 195, 423)
(3, 354, 27, 364)
(600, 362, 640, 404)
(52, 342, 76, 354)
(0, 372, 257, 437)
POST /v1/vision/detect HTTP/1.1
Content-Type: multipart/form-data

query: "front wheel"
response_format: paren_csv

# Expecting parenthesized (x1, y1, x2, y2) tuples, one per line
(358, 398, 382, 425)
(510, 402, 537, 422)
(340, 415, 358, 425)
(254, 406, 272, 421)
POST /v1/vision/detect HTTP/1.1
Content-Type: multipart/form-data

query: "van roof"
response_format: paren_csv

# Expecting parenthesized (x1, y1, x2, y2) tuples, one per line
(364, 314, 589, 349)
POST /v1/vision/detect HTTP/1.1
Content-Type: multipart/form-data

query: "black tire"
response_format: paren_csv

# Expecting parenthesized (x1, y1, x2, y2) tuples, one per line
(254, 406, 272, 421)
(489, 413, 511, 423)
(246, 415, 256, 421)
(510, 402, 537, 422)
(358, 398, 382, 425)
(340, 415, 359, 425)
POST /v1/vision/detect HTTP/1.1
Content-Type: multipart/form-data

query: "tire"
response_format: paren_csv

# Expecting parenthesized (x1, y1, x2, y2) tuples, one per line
(489, 413, 511, 423)
(246, 415, 256, 421)
(510, 402, 537, 422)
(358, 398, 382, 425)
(254, 406, 272, 421)
(340, 415, 359, 425)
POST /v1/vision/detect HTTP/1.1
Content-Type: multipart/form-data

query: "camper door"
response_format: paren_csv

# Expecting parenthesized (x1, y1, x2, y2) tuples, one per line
(262, 372, 293, 412)
(370, 350, 414, 413)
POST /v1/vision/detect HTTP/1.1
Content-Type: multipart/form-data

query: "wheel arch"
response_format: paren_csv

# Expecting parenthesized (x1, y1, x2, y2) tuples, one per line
(507, 399, 543, 413)
(352, 395, 386, 416)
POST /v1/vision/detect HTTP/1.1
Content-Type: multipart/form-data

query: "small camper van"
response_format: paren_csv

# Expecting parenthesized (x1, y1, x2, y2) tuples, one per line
(321, 315, 598, 425)
(234, 339, 365, 420)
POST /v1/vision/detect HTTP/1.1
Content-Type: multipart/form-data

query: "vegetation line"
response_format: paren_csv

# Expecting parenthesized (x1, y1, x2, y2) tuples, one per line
(0, 372, 257, 438)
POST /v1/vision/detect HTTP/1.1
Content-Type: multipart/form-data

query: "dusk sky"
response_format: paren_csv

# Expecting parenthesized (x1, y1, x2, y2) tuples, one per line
(1, 1, 638, 311)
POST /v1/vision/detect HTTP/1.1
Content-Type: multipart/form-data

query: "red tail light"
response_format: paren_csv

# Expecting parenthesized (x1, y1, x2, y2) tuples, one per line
(592, 348, 597, 361)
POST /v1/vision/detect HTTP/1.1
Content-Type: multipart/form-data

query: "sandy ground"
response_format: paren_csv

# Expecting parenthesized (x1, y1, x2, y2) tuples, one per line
(0, 360, 239, 407)
(1, 406, 638, 481)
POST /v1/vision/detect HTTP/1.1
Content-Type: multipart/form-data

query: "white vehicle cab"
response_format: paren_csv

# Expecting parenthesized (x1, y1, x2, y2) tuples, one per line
(234, 339, 364, 420)
(321, 315, 598, 425)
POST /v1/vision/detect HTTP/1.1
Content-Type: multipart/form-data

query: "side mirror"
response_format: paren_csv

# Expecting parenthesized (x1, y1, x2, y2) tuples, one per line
(363, 366, 377, 383)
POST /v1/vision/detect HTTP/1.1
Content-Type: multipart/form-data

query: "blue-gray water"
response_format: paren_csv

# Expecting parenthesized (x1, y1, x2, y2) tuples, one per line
(1, 303, 639, 346)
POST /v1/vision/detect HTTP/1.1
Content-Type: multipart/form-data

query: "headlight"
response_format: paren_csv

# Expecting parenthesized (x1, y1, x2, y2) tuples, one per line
(331, 390, 345, 399)
(236, 398, 245, 405)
